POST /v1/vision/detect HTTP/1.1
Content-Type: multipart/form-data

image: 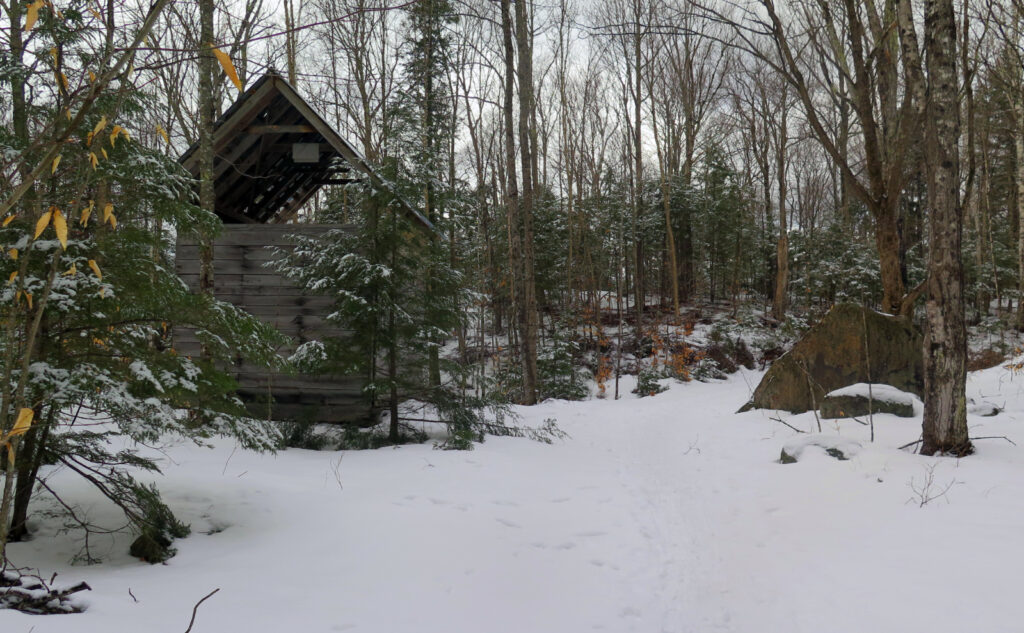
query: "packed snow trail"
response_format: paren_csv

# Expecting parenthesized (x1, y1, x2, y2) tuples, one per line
(6, 367, 1024, 632)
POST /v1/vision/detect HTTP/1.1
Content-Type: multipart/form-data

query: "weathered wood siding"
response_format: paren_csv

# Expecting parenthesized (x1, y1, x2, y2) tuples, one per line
(175, 224, 371, 423)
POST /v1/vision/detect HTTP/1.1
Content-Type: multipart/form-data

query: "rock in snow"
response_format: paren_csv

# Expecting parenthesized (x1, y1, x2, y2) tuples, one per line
(741, 303, 923, 413)
(779, 434, 863, 463)
(820, 383, 918, 419)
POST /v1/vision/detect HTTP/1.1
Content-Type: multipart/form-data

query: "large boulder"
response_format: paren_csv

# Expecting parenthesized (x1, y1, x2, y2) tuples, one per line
(741, 304, 923, 413)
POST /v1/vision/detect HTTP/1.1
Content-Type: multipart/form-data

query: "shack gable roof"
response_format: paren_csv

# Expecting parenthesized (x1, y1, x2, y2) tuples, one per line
(180, 71, 432, 229)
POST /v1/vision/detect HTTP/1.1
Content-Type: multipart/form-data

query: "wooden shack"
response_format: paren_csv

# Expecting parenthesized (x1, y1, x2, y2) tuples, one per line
(175, 71, 431, 423)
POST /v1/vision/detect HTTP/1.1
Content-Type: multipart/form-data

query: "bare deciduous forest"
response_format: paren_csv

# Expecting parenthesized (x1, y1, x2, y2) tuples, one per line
(3, 0, 1024, 629)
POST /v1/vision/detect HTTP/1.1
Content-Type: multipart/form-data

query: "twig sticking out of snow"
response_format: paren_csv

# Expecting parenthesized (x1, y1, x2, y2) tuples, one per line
(907, 464, 958, 507)
(184, 588, 220, 633)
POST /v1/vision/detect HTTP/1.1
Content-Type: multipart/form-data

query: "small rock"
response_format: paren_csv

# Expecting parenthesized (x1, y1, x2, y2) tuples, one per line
(130, 532, 174, 564)
(780, 434, 863, 464)
(967, 399, 1001, 417)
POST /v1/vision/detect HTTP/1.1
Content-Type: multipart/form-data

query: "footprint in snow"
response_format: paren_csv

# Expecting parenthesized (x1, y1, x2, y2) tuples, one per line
(496, 518, 521, 528)
(575, 530, 607, 538)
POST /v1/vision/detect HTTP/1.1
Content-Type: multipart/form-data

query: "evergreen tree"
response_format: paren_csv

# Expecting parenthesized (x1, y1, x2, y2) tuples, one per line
(0, 10, 283, 560)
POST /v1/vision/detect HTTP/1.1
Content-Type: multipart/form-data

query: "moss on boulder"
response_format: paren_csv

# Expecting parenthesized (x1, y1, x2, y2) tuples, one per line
(741, 304, 923, 414)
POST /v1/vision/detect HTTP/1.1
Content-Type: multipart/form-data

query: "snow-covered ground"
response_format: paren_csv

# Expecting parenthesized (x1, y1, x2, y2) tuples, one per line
(4, 362, 1024, 632)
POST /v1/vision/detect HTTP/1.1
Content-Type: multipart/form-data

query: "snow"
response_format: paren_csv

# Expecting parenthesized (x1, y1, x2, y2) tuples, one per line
(5, 362, 1024, 632)
(827, 382, 920, 406)
(781, 433, 863, 461)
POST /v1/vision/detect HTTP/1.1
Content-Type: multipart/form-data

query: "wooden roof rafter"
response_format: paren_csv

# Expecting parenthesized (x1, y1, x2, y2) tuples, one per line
(180, 71, 433, 230)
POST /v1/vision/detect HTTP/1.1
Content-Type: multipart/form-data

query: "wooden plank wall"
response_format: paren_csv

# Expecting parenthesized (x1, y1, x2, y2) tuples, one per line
(175, 224, 372, 423)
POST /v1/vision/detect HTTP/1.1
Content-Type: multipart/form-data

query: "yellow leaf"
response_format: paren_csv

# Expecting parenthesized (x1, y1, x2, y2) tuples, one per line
(53, 208, 67, 249)
(63, 263, 76, 276)
(59, 72, 68, 92)
(88, 259, 102, 280)
(156, 124, 170, 145)
(49, 47, 58, 66)
(110, 125, 121, 146)
(92, 115, 107, 137)
(102, 203, 113, 224)
(10, 408, 34, 438)
(2, 407, 35, 461)
(92, 337, 104, 347)
(8, 271, 17, 285)
(108, 213, 117, 229)
(88, 70, 96, 83)
(34, 209, 52, 239)
(2, 215, 13, 227)
(89, 6, 101, 20)
(101, 148, 108, 160)
(99, 287, 106, 298)
(25, 293, 32, 309)
(212, 46, 243, 92)
(81, 200, 94, 225)
(23, 0, 43, 31)
(8, 249, 17, 260)
(120, 127, 130, 141)
(51, 154, 61, 173)
(89, 152, 98, 169)
(65, 108, 72, 120)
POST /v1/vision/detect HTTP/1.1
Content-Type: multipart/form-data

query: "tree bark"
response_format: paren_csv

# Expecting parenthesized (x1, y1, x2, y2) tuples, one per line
(772, 93, 789, 321)
(514, 0, 539, 405)
(920, 0, 970, 456)
(1015, 94, 1024, 330)
(198, 0, 216, 336)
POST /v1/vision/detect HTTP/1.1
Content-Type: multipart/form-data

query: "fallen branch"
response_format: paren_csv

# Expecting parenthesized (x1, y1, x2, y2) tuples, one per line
(0, 571, 90, 614)
(769, 415, 806, 434)
(900, 435, 1016, 452)
(969, 435, 1017, 446)
(184, 588, 220, 633)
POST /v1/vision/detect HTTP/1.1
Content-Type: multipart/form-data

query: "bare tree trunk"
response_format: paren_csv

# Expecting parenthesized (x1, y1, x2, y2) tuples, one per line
(198, 0, 216, 350)
(1015, 95, 1024, 331)
(920, 0, 970, 456)
(650, 93, 680, 317)
(772, 93, 789, 321)
(514, 0, 539, 405)
(284, 0, 298, 86)
(632, 10, 644, 326)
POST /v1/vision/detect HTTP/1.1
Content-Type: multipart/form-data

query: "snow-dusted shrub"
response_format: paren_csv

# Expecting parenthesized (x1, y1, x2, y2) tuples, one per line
(0, 101, 286, 562)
